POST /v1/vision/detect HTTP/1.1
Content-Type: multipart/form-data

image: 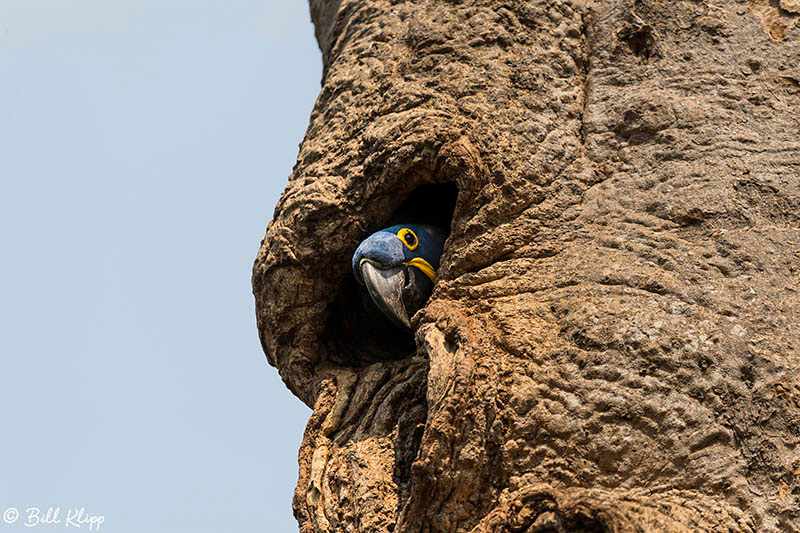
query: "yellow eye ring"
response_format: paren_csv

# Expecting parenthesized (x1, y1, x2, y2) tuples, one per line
(397, 228, 419, 250)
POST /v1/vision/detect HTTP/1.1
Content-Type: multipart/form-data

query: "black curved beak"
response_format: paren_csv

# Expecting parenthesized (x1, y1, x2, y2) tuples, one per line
(359, 261, 434, 329)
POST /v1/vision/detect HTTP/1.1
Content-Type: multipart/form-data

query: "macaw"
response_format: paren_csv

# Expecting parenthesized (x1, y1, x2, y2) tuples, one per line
(352, 224, 446, 329)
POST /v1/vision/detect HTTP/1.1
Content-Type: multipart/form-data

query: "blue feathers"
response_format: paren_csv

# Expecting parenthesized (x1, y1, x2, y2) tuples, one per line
(352, 224, 446, 284)
(351, 224, 446, 328)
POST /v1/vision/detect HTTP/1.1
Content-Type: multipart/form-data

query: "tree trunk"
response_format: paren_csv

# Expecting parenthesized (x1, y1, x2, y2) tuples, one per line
(252, 0, 800, 531)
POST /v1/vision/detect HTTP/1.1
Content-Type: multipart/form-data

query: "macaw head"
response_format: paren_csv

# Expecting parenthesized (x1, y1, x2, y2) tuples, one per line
(352, 224, 446, 329)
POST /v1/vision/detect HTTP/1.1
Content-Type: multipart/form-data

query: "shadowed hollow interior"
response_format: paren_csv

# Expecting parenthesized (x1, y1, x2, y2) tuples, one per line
(323, 183, 458, 366)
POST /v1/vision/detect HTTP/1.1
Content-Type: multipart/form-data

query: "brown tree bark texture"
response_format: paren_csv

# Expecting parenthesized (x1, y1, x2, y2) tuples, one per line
(253, 1, 800, 531)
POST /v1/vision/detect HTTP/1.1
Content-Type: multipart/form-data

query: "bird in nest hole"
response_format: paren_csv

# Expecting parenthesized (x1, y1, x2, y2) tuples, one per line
(352, 224, 446, 329)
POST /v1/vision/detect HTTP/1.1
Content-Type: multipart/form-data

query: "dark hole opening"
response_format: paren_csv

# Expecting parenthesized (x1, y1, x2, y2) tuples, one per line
(620, 24, 657, 61)
(384, 182, 458, 230)
(323, 182, 458, 367)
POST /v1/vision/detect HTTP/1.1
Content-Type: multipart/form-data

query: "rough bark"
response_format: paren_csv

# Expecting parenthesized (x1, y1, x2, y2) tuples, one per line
(253, 0, 800, 531)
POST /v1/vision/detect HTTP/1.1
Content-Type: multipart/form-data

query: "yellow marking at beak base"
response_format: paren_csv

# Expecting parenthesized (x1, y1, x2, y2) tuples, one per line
(403, 257, 437, 282)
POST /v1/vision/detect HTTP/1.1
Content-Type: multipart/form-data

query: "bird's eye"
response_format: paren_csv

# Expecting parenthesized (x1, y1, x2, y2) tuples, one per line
(398, 228, 418, 250)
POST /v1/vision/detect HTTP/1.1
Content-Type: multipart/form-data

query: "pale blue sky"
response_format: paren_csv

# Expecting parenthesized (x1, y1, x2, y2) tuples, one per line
(0, 2, 319, 531)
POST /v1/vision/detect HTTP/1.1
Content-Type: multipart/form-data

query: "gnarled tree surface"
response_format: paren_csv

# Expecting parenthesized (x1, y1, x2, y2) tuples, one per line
(253, 1, 800, 531)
